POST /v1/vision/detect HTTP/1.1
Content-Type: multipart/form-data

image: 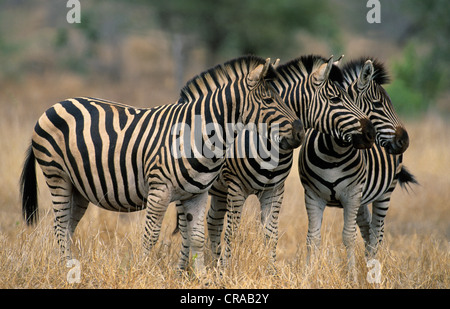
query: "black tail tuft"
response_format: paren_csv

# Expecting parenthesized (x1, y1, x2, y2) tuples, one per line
(397, 166, 418, 193)
(20, 144, 39, 226)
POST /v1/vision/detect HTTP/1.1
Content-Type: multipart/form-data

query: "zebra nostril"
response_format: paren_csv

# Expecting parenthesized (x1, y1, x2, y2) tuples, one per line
(292, 119, 304, 139)
(362, 119, 375, 144)
(366, 128, 375, 142)
(395, 126, 409, 152)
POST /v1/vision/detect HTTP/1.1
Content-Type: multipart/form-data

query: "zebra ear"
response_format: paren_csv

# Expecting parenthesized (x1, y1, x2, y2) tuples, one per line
(313, 55, 334, 84)
(272, 58, 280, 69)
(248, 58, 271, 87)
(333, 54, 344, 66)
(357, 60, 374, 90)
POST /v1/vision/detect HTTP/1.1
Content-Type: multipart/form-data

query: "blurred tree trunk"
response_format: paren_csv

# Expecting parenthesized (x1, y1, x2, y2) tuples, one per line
(171, 33, 188, 92)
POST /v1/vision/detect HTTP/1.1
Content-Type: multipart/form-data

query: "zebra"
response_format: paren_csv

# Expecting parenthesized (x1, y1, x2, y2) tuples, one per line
(176, 55, 377, 270)
(298, 57, 417, 280)
(20, 55, 304, 275)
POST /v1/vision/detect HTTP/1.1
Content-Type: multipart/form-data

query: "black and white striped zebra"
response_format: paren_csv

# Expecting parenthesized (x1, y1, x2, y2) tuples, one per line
(298, 57, 417, 280)
(20, 56, 303, 274)
(176, 55, 376, 270)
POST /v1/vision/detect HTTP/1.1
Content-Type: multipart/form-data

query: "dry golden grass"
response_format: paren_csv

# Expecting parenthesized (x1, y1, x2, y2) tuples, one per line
(0, 47, 448, 288)
(0, 99, 448, 289)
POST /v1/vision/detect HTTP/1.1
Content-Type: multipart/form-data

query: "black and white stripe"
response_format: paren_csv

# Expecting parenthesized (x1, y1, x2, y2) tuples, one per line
(298, 58, 416, 279)
(201, 55, 377, 269)
(20, 56, 302, 274)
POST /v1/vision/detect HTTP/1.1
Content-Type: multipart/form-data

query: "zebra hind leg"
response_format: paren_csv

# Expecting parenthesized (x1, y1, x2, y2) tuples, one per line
(178, 192, 209, 277)
(48, 177, 88, 264)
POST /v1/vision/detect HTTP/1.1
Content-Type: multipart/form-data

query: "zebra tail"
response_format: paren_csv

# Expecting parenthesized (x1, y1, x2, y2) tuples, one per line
(20, 144, 39, 226)
(397, 166, 418, 193)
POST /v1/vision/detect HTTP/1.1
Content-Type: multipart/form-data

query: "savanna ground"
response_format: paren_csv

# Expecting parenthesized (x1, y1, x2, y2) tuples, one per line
(0, 30, 448, 289)
(0, 83, 448, 290)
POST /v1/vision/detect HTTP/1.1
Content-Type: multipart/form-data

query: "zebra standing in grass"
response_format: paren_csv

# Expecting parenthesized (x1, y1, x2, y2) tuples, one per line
(176, 55, 376, 270)
(298, 57, 417, 280)
(20, 56, 303, 274)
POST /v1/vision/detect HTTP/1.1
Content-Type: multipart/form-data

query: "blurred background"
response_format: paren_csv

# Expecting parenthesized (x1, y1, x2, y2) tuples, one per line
(0, 1, 449, 288)
(0, 0, 448, 116)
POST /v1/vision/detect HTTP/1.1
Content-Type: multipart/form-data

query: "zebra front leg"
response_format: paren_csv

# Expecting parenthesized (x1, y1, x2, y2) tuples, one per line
(341, 195, 361, 282)
(221, 182, 246, 268)
(175, 201, 189, 272)
(207, 194, 227, 266)
(142, 185, 172, 255)
(368, 197, 391, 258)
(304, 190, 326, 268)
(180, 191, 209, 276)
(259, 185, 285, 271)
(356, 204, 372, 249)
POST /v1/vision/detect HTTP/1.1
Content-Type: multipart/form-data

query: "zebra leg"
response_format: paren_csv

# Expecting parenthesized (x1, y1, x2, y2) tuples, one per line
(221, 182, 246, 268)
(175, 201, 189, 271)
(47, 173, 73, 261)
(48, 176, 88, 262)
(180, 192, 209, 276)
(67, 188, 89, 252)
(142, 185, 172, 254)
(341, 195, 361, 282)
(368, 196, 391, 258)
(304, 190, 326, 267)
(259, 185, 284, 270)
(207, 194, 227, 266)
(356, 204, 372, 247)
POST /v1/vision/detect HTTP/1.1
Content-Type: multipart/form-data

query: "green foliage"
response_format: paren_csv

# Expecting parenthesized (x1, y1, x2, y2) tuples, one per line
(385, 79, 425, 116)
(387, 43, 448, 116)
(148, 0, 339, 62)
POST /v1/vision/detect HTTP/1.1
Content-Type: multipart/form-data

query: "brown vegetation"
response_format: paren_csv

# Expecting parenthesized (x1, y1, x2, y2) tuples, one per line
(0, 76, 448, 288)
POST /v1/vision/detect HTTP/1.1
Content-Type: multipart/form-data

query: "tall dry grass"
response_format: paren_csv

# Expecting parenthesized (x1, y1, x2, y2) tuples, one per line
(0, 96, 448, 288)
(0, 39, 448, 288)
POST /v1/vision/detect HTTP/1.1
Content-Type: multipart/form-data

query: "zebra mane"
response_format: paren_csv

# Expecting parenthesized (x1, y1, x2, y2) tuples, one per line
(341, 57, 390, 87)
(179, 55, 276, 103)
(277, 54, 344, 84)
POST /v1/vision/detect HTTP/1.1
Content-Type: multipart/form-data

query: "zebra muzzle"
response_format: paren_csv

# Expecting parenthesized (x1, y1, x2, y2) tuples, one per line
(385, 126, 409, 155)
(279, 119, 304, 150)
(352, 118, 375, 149)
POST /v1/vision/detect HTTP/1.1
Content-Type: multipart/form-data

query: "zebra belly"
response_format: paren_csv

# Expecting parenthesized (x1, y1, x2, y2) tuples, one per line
(210, 154, 293, 196)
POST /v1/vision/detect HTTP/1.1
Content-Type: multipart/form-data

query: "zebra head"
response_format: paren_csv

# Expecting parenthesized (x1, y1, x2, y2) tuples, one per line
(275, 55, 375, 149)
(341, 58, 409, 155)
(243, 57, 304, 151)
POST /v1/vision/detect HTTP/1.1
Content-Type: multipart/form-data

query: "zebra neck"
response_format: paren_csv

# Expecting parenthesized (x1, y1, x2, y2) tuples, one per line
(313, 130, 355, 158)
(270, 71, 311, 130)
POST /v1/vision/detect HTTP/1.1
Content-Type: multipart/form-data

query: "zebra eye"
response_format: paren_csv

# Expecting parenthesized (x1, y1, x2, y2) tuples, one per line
(330, 97, 341, 104)
(372, 100, 383, 109)
(263, 98, 276, 105)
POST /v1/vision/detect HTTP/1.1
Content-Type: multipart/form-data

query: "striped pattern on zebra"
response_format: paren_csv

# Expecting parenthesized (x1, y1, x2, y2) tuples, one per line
(20, 56, 303, 274)
(298, 57, 416, 280)
(179, 55, 376, 270)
